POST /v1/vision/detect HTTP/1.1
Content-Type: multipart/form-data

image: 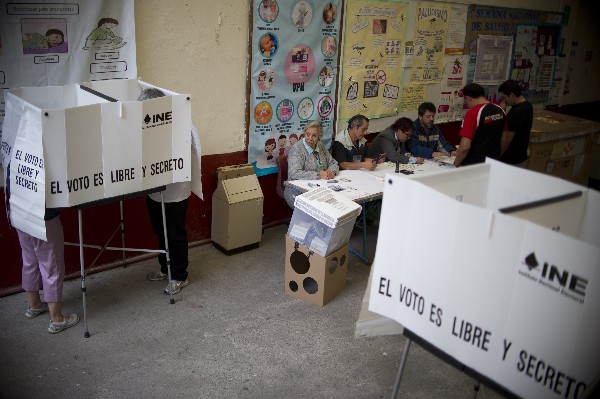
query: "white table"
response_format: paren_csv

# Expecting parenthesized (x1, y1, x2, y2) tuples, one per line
(287, 159, 454, 262)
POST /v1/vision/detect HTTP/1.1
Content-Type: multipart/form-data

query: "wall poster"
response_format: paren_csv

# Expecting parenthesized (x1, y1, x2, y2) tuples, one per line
(248, 0, 342, 177)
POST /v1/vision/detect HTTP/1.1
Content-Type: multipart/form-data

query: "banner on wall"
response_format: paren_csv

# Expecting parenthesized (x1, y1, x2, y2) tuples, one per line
(368, 160, 600, 399)
(1, 80, 192, 240)
(0, 0, 137, 173)
(435, 54, 468, 123)
(409, 2, 450, 85)
(248, 0, 342, 177)
(338, 0, 408, 122)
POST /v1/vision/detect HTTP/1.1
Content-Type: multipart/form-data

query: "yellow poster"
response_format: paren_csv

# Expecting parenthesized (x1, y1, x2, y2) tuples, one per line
(339, 1, 408, 121)
(410, 2, 450, 84)
(398, 86, 425, 112)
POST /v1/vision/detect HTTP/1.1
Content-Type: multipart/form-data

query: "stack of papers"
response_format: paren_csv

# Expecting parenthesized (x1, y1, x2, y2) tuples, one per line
(294, 186, 361, 228)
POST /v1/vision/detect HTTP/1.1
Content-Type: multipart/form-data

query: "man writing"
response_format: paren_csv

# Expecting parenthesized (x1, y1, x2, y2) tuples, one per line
(408, 102, 456, 158)
(498, 79, 533, 167)
(454, 83, 506, 167)
(332, 114, 384, 170)
(367, 117, 424, 164)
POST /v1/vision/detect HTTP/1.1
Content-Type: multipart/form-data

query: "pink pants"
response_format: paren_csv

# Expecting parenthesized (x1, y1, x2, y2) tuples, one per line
(17, 216, 65, 303)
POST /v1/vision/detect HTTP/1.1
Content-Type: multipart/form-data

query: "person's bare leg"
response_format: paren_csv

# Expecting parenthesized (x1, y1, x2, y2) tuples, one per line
(48, 302, 64, 323)
(27, 291, 44, 309)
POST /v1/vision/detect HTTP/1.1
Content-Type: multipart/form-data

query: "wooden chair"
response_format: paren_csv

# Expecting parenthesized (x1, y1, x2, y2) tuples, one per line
(276, 154, 288, 199)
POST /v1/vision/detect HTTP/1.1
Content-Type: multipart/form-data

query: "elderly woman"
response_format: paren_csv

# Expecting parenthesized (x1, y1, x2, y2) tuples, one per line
(284, 120, 339, 208)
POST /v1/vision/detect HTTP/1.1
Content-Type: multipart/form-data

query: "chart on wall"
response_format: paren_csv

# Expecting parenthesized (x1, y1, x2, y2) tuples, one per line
(0, 0, 136, 156)
(249, 0, 341, 177)
(338, 0, 408, 122)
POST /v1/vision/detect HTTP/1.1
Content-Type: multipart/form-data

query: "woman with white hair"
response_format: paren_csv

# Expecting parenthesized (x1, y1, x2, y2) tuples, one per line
(283, 120, 338, 208)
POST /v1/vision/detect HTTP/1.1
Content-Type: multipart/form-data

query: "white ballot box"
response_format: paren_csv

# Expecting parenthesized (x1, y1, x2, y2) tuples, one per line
(367, 159, 600, 399)
(287, 186, 361, 257)
(1, 79, 191, 240)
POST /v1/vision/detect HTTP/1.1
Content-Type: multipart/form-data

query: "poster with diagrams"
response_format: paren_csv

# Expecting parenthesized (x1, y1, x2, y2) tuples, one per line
(338, 0, 408, 122)
(248, 0, 342, 177)
(409, 2, 450, 85)
(436, 54, 468, 123)
(473, 35, 513, 85)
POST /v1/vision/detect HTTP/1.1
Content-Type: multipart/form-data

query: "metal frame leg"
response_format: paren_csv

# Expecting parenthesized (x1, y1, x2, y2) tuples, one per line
(391, 338, 412, 399)
(78, 209, 90, 338)
(119, 200, 126, 267)
(348, 202, 371, 264)
(160, 192, 175, 304)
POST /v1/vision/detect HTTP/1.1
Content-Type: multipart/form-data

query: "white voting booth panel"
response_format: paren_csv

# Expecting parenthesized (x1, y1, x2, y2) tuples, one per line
(1, 79, 191, 240)
(367, 160, 600, 398)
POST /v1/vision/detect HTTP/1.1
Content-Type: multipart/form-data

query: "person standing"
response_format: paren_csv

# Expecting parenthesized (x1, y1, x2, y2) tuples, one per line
(139, 88, 191, 295)
(368, 117, 424, 164)
(498, 80, 534, 167)
(408, 102, 456, 159)
(454, 83, 506, 167)
(6, 163, 79, 334)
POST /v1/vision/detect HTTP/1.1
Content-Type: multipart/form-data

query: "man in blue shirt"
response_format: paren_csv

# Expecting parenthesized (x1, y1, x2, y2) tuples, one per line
(408, 102, 456, 159)
(332, 114, 383, 170)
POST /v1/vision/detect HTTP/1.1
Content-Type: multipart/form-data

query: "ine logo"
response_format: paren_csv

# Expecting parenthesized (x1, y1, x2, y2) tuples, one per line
(142, 111, 173, 129)
(144, 111, 172, 124)
(524, 252, 539, 270)
(521, 252, 588, 301)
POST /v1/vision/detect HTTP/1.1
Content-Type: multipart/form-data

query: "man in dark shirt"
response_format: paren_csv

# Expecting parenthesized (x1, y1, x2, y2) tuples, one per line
(332, 114, 383, 170)
(454, 83, 506, 167)
(498, 79, 534, 167)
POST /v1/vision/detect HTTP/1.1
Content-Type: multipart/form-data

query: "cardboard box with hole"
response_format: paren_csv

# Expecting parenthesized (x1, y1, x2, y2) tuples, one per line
(284, 235, 348, 306)
(212, 173, 264, 253)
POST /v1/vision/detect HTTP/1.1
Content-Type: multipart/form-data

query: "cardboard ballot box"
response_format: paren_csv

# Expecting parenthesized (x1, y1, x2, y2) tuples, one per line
(288, 186, 361, 257)
(528, 110, 599, 185)
(211, 173, 264, 253)
(284, 235, 348, 306)
(216, 164, 254, 181)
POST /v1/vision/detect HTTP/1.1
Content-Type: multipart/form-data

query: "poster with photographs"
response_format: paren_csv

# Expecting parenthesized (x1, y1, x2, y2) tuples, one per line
(249, 0, 341, 177)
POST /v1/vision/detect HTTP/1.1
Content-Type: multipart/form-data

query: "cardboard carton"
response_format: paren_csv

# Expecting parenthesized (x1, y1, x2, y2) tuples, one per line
(212, 174, 263, 252)
(216, 164, 255, 181)
(284, 235, 348, 306)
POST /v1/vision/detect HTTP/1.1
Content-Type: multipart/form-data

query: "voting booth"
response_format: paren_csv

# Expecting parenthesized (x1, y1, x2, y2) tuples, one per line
(1, 79, 193, 335)
(211, 169, 264, 253)
(366, 159, 600, 398)
(1, 78, 191, 240)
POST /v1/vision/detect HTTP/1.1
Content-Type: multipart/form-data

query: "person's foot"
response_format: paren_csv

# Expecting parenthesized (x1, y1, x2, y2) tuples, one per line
(48, 313, 79, 334)
(25, 303, 49, 318)
(163, 279, 189, 295)
(146, 271, 168, 281)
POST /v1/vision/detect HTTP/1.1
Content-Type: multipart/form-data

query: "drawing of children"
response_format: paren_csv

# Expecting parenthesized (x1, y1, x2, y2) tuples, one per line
(83, 17, 126, 50)
(265, 138, 276, 161)
(277, 135, 287, 157)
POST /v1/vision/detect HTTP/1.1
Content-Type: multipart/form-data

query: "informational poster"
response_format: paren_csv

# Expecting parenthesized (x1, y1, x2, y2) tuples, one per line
(248, 0, 341, 177)
(436, 55, 468, 123)
(0, 0, 137, 171)
(511, 24, 561, 93)
(473, 35, 513, 85)
(409, 2, 449, 85)
(338, 0, 408, 121)
(398, 86, 424, 113)
(444, 4, 468, 55)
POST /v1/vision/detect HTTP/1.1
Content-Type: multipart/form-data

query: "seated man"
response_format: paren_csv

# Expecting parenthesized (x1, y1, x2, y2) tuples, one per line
(408, 102, 456, 158)
(454, 83, 506, 167)
(367, 117, 424, 164)
(284, 120, 339, 208)
(332, 114, 383, 170)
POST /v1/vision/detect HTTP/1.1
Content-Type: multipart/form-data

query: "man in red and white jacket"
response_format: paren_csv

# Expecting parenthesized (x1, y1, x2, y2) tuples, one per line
(454, 83, 506, 167)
